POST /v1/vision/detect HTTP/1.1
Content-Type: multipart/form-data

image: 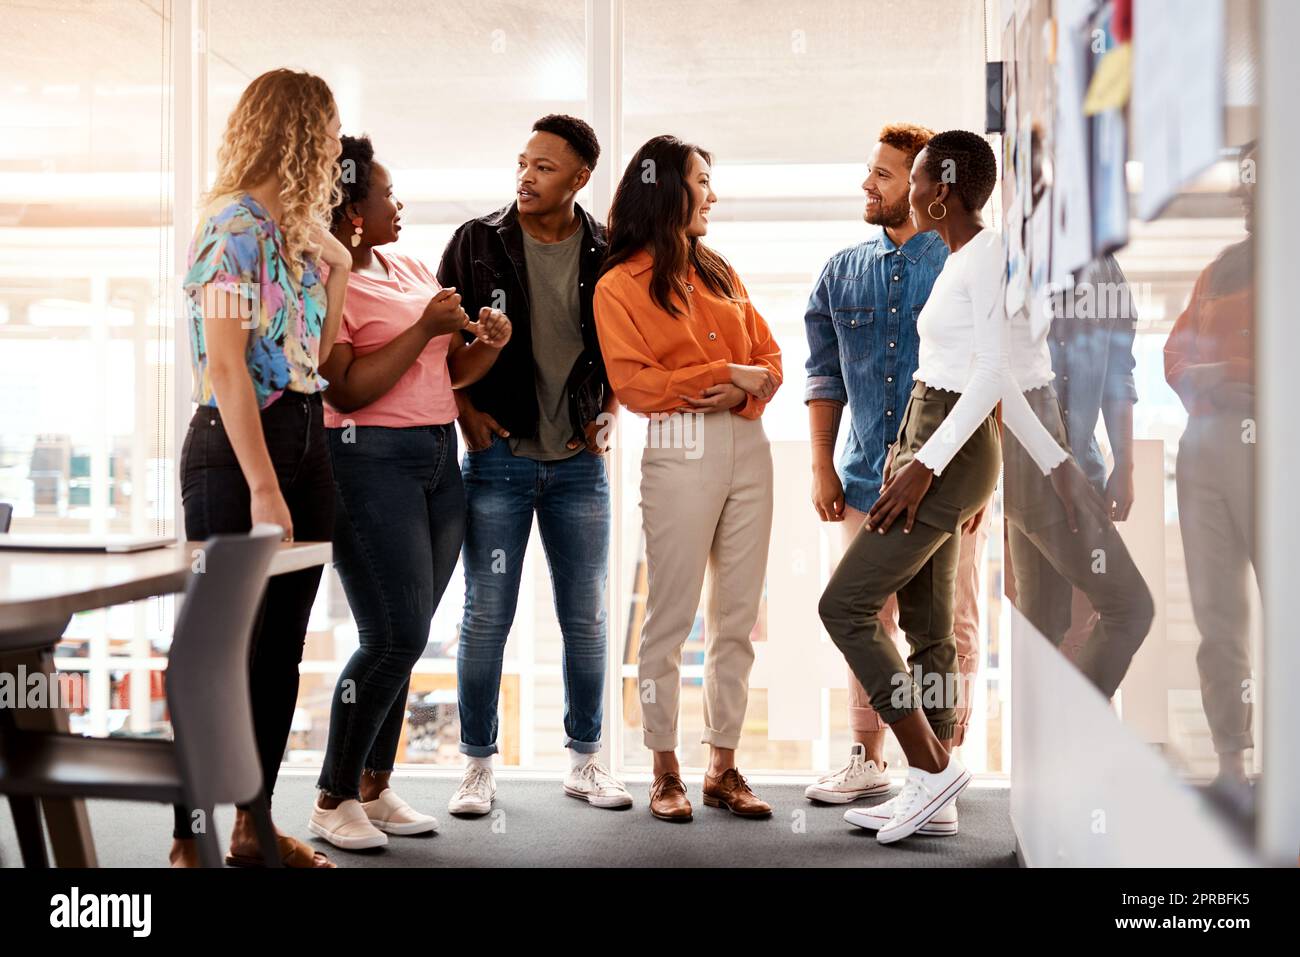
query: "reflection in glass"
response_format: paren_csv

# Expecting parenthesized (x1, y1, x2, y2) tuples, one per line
(1004, 255, 1155, 700)
(1164, 141, 1259, 820)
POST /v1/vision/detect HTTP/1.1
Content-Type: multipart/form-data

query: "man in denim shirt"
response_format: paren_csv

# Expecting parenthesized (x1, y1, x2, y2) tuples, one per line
(1047, 254, 1138, 504)
(802, 125, 991, 824)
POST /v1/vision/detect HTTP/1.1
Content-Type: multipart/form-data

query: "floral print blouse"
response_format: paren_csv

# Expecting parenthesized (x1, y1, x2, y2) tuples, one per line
(184, 193, 328, 409)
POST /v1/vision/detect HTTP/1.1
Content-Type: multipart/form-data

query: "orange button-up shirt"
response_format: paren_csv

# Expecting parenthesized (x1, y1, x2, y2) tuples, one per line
(594, 250, 782, 419)
(1164, 243, 1254, 416)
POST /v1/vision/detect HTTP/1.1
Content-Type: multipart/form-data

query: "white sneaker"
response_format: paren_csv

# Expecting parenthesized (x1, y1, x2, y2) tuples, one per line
(805, 743, 892, 803)
(447, 763, 496, 816)
(876, 755, 971, 845)
(564, 760, 634, 809)
(308, 797, 389, 850)
(362, 789, 438, 835)
(844, 796, 958, 836)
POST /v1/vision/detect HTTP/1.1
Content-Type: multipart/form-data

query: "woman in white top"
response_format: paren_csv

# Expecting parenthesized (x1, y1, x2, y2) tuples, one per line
(819, 130, 1100, 844)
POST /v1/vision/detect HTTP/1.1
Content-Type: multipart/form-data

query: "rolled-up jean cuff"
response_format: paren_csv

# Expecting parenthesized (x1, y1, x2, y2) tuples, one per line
(928, 718, 958, 741)
(849, 706, 889, 734)
(643, 729, 678, 752)
(877, 704, 919, 726)
(701, 728, 742, 750)
(459, 742, 499, 759)
(315, 768, 360, 800)
(950, 723, 969, 747)
(565, 737, 602, 755)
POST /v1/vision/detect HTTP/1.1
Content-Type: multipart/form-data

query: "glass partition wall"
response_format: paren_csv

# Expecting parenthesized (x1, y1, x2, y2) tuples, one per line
(996, 0, 1266, 844)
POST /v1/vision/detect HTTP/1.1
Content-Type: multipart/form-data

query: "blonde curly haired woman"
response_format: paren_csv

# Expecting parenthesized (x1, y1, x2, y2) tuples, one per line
(172, 69, 350, 868)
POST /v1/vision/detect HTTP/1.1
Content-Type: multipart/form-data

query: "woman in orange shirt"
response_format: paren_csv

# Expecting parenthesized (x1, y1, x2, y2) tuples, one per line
(1163, 140, 1258, 800)
(595, 135, 782, 823)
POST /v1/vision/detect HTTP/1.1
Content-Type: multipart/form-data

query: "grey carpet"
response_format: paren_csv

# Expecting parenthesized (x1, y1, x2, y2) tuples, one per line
(0, 775, 1016, 868)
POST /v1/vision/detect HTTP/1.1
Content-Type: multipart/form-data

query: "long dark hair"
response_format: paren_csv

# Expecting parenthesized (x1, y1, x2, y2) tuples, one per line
(601, 135, 739, 317)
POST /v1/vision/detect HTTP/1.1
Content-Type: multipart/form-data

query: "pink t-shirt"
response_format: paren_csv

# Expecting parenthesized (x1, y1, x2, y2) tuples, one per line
(323, 250, 459, 428)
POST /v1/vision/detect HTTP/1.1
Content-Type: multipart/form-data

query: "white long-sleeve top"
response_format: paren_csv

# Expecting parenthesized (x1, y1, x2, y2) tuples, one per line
(912, 228, 1068, 476)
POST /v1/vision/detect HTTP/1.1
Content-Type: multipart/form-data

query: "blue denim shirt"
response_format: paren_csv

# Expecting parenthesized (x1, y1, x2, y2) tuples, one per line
(803, 229, 948, 512)
(1046, 254, 1139, 491)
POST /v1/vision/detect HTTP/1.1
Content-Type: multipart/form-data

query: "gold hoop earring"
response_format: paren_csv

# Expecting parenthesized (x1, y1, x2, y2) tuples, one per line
(927, 200, 948, 221)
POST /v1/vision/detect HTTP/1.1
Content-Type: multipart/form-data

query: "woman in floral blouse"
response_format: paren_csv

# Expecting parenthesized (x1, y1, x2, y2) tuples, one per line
(172, 68, 350, 868)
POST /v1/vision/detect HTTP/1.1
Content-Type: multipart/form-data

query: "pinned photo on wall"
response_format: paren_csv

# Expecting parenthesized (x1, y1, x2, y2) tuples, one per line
(1003, 89, 1019, 224)
(1027, 124, 1054, 340)
(1028, 196, 1054, 340)
(1051, 11, 1093, 286)
(1132, 0, 1226, 219)
(1087, 0, 1129, 256)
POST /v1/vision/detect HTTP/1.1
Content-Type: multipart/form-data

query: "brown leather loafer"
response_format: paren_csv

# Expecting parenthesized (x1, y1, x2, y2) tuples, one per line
(703, 767, 772, 817)
(649, 771, 693, 822)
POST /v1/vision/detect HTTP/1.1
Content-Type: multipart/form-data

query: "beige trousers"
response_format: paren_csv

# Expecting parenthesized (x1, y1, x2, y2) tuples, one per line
(1176, 410, 1257, 754)
(637, 411, 774, 751)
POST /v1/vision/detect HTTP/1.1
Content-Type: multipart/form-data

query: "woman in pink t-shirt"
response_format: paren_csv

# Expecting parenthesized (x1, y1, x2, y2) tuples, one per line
(310, 136, 511, 851)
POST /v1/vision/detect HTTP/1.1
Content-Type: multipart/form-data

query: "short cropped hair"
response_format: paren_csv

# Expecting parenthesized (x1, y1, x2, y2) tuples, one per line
(921, 129, 998, 213)
(877, 122, 935, 166)
(532, 114, 600, 170)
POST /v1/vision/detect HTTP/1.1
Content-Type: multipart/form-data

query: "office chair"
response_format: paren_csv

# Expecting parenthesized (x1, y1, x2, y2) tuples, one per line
(0, 526, 283, 867)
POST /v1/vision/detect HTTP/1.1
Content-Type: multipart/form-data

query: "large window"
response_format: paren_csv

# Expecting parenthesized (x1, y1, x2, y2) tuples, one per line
(613, 0, 997, 774)
(1, 0, 177, 736)
(6, 0, 1013, 777)
(204, 0, 589, 770)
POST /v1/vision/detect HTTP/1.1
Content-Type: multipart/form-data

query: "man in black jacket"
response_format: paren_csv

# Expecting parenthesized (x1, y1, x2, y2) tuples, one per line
(437, 114, 629, 814)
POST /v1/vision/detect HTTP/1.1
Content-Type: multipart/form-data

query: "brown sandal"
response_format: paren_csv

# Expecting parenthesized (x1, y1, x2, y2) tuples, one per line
(225, 834, 335, 868)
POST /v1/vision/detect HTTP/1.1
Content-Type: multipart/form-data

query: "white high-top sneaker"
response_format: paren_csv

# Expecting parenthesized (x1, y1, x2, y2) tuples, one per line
(844, 795, 958, 836)
(447, 763, 497, 816)
(805, 743, 892, 803)
(564, 759, 634, 809)
(875, 755, 970, 844)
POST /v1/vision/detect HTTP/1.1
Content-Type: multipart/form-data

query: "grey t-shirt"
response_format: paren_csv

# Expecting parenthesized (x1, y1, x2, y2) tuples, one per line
(510, 225, 586, 461)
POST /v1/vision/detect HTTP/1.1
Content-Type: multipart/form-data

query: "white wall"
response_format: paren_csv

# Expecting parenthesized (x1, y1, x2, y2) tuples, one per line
(1257, 0, 1300, 866)
(1011, 608, 1253, 867)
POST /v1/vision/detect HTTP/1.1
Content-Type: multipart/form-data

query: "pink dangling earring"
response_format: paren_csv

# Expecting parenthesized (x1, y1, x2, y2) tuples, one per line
(350, 215, 364, 247)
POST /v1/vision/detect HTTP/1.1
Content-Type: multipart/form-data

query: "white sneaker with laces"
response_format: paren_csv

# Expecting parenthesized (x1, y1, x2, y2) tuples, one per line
(804, 743, 892, 803)
(844, 796, 958, 836)
(564, 760, 634, 809)
(308, 797, 389, 850)
(876, 755, 970, 845)
(447, 764, 497, 816)
(362, 789, 438, 835)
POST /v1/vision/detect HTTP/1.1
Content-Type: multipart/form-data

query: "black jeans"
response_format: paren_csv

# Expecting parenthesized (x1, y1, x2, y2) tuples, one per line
(316, 424, 466, 800)
(172, 391, 334, 839)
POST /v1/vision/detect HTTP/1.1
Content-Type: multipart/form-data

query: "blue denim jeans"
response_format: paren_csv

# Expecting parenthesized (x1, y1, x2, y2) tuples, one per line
(457, 436, 609, 757)
(317, 424, 465, 799)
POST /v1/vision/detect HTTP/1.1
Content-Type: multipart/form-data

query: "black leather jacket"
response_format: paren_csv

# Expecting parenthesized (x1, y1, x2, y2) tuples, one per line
(436, 202, 609, 443)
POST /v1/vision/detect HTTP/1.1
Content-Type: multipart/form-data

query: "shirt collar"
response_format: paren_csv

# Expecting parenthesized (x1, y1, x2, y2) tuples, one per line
(622, 249, 700, 286)
(627, 249, 663, 278)
(880, 228, 941, 265)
